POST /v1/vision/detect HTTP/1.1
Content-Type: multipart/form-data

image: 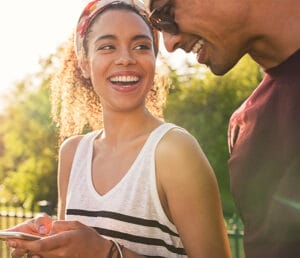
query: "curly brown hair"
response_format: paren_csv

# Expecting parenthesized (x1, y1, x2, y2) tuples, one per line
(50, 33, 170, 143)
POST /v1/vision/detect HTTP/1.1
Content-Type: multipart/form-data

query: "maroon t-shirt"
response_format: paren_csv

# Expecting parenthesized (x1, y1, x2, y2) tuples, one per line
(228, 49, 300, 258)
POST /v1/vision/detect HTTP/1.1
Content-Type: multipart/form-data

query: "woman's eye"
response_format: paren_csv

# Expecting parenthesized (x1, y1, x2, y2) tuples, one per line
(98, 45, 115, 51)
(134, 44, 151, 50)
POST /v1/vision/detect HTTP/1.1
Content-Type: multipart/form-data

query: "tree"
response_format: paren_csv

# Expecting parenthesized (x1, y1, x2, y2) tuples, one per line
(0, 43, 263, 215)
(0, 55, 58, 210)
(164, 55, 263, 213)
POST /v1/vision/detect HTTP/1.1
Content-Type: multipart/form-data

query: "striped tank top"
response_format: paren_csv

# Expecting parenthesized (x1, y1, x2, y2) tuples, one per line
(66, 123, 187, 257)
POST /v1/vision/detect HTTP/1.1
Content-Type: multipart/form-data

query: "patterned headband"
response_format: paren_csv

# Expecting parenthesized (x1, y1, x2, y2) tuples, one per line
(75, 0, 159, 60)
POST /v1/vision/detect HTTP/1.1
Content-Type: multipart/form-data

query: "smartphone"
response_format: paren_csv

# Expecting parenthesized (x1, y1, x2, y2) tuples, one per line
(0, 231, 41, 241)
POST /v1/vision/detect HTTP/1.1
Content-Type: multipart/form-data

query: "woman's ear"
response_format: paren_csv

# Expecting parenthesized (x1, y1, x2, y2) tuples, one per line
(79, 57, 91, 79)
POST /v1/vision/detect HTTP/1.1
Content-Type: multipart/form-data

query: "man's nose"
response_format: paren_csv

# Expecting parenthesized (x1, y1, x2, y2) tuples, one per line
(162, 32, 184, 52)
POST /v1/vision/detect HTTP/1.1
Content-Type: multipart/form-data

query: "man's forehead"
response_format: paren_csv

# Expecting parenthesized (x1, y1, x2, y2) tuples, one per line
(145, 0, 170, 11)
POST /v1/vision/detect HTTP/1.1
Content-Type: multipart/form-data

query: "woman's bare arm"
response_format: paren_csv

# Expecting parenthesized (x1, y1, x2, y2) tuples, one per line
(156, 129, 232, 258)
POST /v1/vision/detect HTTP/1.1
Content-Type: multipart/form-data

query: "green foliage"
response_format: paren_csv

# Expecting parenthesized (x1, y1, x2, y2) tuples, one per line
(0, 44, 263, 216)
(164, 55, 263, 213)
(0, 57, 58, 210)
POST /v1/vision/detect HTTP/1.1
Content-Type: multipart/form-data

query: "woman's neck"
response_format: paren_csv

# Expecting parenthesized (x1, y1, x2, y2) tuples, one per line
(100, 109, 162, 147)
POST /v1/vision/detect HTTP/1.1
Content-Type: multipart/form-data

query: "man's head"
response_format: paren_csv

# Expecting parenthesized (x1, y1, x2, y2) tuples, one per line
(146, 0, 254, 75)
(147, 0, 300, 74)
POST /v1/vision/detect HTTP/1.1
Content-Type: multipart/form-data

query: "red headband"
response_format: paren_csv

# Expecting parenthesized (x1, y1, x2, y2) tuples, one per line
(75, 0, 159, 60)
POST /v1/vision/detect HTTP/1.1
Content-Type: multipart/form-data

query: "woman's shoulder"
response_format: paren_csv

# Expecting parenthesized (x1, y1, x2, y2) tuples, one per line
(60, 130, 100, 151)
(156, 125, 212, 179)
(158, 125, 201, 155)
(60, 134, 85, 154)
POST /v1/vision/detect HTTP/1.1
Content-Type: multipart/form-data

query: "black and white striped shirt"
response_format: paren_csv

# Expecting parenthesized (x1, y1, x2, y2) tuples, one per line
(66, 123, 187, 257)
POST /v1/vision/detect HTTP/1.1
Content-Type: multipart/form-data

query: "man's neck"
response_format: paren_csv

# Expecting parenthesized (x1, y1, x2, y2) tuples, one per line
(247, 0, 300, 69)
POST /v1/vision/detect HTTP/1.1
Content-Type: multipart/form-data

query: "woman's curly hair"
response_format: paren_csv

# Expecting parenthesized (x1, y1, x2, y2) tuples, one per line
(51, 33, 170, 143)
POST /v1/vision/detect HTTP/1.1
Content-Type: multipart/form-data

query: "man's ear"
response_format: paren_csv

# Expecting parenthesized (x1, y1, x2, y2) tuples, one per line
(79, 57, 91, 79)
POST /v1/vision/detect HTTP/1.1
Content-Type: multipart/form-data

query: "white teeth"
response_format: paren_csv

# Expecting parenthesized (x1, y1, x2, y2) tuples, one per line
(110, 76, 139, 83)
(192, 39, 204, 54)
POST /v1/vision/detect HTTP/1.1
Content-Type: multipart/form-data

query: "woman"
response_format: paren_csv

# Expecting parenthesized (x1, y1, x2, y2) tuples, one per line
(7, 0, 232, 257)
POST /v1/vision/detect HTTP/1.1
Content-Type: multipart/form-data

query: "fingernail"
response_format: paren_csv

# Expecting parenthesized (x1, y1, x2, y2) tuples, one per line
(38, 225, 47, 235)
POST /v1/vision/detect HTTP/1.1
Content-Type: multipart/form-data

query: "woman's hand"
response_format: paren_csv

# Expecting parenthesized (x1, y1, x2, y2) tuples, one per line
(7, 220, 112, 258)
(6, 214, 53, 258)
(7, 214, 53, 236)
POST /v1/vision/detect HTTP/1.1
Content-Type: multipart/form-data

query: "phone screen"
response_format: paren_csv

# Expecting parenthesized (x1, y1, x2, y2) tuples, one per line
(0, 231, 41, 241)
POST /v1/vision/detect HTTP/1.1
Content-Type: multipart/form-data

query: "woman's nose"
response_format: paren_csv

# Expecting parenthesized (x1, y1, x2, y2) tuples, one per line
(114, 51, 137, 66)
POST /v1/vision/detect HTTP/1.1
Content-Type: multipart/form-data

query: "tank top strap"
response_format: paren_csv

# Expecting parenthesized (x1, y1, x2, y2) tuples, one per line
(67, 130, 102, 196)
(140, 123, 184, 154)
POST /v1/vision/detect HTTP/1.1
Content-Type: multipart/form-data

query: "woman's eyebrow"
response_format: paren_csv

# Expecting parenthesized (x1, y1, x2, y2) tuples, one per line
(94, 34, 116, 43)
(132, 34, 152, 42)
(94, 34, 152, 44)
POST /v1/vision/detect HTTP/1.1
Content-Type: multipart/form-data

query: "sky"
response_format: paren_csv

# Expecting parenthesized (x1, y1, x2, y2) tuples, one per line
(0, 0, 92, 99)
(0, 1, 195, 102)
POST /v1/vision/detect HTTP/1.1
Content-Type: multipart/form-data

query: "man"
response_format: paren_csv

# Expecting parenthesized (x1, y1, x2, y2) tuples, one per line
(145, 1, 300, 258)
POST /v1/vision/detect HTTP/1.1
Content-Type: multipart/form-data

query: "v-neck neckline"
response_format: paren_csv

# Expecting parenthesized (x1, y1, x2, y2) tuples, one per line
(87, 123, 167, 199)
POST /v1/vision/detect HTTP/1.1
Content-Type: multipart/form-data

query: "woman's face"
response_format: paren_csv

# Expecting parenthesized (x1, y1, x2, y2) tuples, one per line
(82, 9, 156, 113)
